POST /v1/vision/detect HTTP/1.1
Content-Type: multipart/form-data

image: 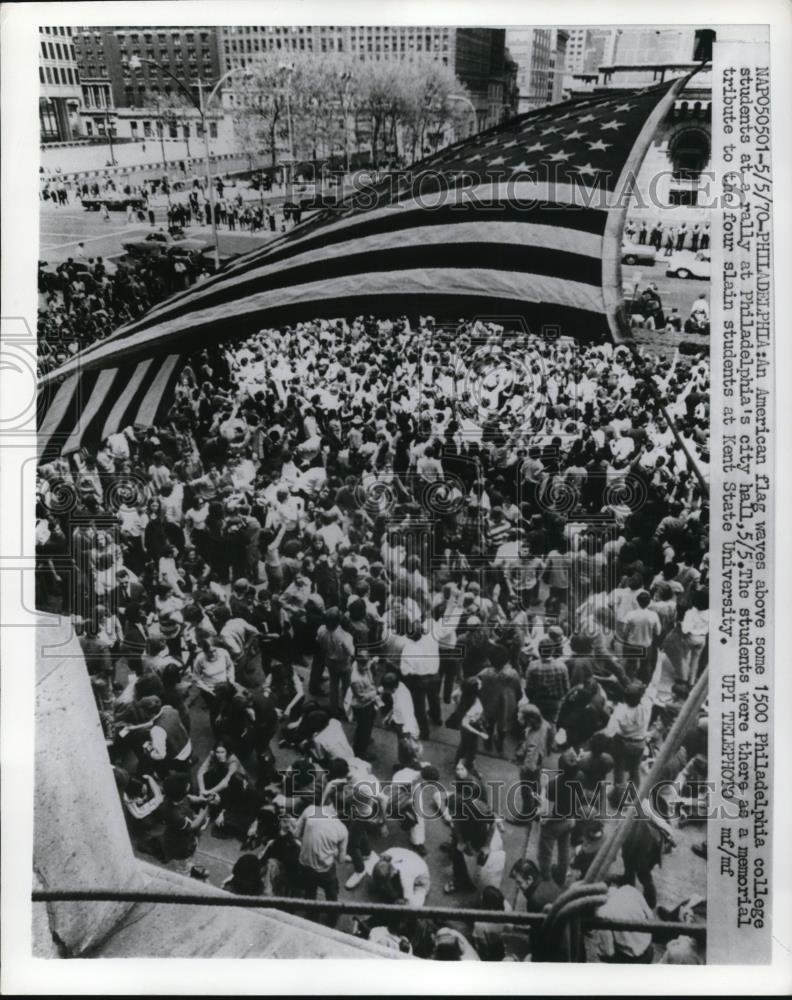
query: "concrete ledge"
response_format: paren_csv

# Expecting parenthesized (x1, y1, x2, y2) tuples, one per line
(90, 862, 402, 959)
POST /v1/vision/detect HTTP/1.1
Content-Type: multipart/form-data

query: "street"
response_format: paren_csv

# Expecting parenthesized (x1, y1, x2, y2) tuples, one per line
(38, 187, 301, 265)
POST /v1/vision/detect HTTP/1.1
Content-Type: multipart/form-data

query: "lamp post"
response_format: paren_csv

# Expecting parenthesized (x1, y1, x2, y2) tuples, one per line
(103, 107, 117, 167)
(278, 62, 295, 192)
(127, 56, 252, 269)
(339, 70, 354, 179)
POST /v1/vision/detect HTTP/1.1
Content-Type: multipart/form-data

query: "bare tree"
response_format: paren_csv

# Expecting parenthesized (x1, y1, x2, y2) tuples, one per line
(400, 58, 472, 162)
(232, 55, 292, 169)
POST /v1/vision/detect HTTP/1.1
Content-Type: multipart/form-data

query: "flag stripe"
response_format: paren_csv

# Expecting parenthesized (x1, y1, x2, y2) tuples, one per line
(46, 249, 605, 378)
(61, 269, 606, 371)
(60, 368, 119, 454)
(132, 354, 181, 428)
(119, 221, 604, 340)
(110, 242, 602, 346)
(38, 370, 101, 462)
(100, 358, 155, 440)
(37, 373, 79, 447)
(182, 196, 608, 290)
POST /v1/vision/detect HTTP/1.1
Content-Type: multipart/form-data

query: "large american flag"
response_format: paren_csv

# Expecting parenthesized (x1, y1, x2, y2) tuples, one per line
(38, 75, 690, 461)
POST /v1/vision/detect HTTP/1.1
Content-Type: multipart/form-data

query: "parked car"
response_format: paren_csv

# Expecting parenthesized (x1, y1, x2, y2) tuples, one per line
(621, 241, 657, 265)
(665, 249, 711, 279)
(122, 231, 211, 259)
(81, 194, 146, 212)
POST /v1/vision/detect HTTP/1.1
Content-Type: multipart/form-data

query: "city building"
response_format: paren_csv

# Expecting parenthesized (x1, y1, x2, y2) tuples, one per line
(547, 29, 569, 104)
(505, 28, 554, 113)
(39, 26, 83, 141)
(566, 27, 714, 223)
(562, 28, 617, 94)
(72, 27, 222, 111)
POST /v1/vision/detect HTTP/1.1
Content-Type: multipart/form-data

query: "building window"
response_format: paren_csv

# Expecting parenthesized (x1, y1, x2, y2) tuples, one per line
(143, 120, 152, 137)
(669, 127, 710, 179)
(52, 66, 60, 84)
(668, 188, 699, 206)
(183, 123, 191, 139)
(209, 121, 218, 138)
(39, 66, 45, 83)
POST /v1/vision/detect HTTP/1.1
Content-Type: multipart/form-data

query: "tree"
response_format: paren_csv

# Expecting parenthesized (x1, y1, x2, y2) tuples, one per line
(231, 51, 470, 173)
(141, 88, 196, 163)
(357, 60, 407, 167)
(232, 54, 293, 169)
(400, 58, 473, 162)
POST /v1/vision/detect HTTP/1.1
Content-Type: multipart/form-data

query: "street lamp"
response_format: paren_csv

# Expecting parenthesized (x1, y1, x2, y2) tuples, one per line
(278, 62, 295, 190)
(103, 106, 117, 167)
(128, 55, 253, 269)
(338, 69, 355, 178)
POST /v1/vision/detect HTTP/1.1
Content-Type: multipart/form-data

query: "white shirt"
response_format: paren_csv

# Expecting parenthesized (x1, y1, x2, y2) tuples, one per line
(400, 632, 440, 677)
(379, 847, 430, 907)
(388, 682, 420, 738)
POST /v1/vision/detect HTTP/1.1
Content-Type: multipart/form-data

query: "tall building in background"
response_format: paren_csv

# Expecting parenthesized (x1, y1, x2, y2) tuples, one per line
(562, 27, 617, 93)
(39, 26, 83, 141)
(547, 29, 569, 103)
(564, 29, 588, 74)
(505, 28, 553, 112)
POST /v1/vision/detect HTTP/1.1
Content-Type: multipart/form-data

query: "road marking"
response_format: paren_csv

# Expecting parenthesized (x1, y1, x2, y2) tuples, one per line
(41, 229, 139, 250)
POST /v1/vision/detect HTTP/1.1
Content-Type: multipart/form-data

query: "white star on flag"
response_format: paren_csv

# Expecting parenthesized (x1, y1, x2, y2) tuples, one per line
(601, 120, 624, 131)
(524, 141, 547, 153)
(578, 114, 596, 124)
(540, 125, 561, 135)
(564, 129, 587, 141)
(613, 103, 636, 112)
(587, 139, 612, 152)
(547, 149, 572, 162)
(573, 162, 599, 177)
(489, 155, 506, 165)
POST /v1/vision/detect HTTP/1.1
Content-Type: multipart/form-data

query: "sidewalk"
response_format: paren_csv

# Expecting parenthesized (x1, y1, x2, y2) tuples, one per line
(41, 137, 240, 174)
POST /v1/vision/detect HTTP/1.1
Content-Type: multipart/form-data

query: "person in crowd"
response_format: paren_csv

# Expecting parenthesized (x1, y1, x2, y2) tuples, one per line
(294, 783, 349, 915)
(159, 773, 210, 878)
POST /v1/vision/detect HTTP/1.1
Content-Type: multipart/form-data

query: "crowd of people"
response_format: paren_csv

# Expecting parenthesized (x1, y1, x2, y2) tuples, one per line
(629, 283, 711, 337)
(35, 315, 710, 962)
(37, 248, 214, 377)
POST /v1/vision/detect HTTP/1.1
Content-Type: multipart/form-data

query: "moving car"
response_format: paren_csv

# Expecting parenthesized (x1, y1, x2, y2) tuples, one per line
(621, 241, 657, 265)
(665, 249, 711, 280)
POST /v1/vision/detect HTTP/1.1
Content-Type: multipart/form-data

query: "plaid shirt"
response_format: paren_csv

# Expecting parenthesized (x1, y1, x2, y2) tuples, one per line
(525, 659, 570, 722)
